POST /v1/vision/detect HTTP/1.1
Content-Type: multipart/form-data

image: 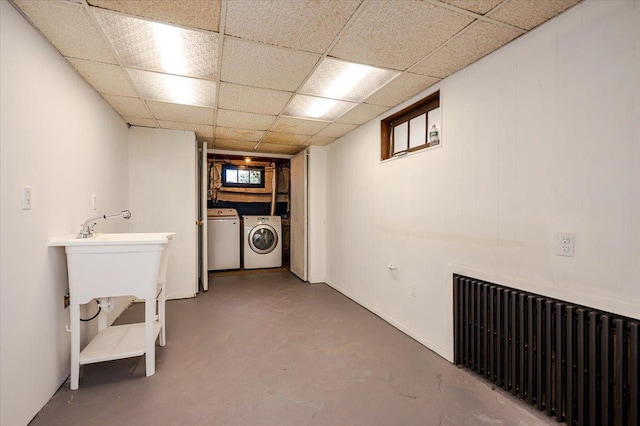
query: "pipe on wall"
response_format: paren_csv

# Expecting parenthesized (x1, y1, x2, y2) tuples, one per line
(270, 162, 276, 216)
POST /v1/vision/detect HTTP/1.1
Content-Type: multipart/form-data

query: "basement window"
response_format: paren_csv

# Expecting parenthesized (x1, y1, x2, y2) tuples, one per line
(381, 90, 440, 160)
(221, 164, 265, 188)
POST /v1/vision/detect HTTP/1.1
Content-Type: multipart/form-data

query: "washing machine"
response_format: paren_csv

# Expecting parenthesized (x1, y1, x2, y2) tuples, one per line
(207, 208, 240, 270)
(243, 215, 282, 269)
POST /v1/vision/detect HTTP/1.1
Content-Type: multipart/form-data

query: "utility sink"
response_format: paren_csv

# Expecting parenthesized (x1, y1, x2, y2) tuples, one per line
(49, 232, 175, 389)
(49, 233, 175, 304)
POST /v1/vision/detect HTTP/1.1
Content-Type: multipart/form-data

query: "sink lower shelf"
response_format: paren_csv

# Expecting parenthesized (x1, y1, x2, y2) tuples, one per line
(80, 322, 161, 365)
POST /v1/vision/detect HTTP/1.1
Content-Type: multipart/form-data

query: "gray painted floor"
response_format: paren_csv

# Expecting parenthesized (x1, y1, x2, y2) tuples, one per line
(32, 271, 557, 425)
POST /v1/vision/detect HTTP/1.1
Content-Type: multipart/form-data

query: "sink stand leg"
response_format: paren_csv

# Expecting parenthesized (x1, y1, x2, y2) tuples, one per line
(70, 304, 80, 390)
(158, 287, 166, 346)
(97, 306, 107, 332)
(145, 297, 156, 377)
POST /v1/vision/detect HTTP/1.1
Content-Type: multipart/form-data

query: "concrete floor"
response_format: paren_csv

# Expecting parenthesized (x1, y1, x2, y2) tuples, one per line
(32, 271, 557, 425)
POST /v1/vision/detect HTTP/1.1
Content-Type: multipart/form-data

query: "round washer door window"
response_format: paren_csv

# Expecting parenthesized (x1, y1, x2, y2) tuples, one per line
(249, 225, 278, 254)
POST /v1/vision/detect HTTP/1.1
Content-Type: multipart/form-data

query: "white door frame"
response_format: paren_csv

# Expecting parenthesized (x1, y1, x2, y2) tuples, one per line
(200, 142, 209, 291)
(290, 148, 308, 281)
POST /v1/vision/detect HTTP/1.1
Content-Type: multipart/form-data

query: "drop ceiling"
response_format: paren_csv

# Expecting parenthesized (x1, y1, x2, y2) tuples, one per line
(11, 0, 580, 156)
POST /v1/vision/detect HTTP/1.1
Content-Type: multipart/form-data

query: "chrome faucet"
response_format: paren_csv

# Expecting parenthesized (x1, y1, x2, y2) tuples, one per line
(77, 210, 131, 239)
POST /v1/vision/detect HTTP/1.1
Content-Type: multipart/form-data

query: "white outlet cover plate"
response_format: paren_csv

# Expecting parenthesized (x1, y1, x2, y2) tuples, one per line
(556, 232, 575, 257)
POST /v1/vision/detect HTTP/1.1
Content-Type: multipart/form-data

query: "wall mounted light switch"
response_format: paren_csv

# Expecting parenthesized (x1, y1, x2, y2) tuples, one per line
(22, 186, 32, 210)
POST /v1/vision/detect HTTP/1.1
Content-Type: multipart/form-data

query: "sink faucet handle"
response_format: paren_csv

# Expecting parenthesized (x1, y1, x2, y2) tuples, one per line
(77, 222, 94, 239)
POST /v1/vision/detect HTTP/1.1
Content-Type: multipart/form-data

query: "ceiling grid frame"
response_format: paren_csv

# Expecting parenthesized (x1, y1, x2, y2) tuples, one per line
(425, 0, 526, 33)
(209, 0, 228, 146)
(80, 3, 165, 129)
(82, 0, 226, 132)
(88, 5, 221, 132)
(9, 0, 583, 156)
(253, 0, 375, 152)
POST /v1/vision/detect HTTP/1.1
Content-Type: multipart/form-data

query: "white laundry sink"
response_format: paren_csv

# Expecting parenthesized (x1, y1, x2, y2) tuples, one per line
(48, 232, 175, 389)
(49, 233, 175, 304)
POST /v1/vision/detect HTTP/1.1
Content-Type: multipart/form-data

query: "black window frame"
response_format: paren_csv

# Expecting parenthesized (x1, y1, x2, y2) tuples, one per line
(221, 164, 265, 189)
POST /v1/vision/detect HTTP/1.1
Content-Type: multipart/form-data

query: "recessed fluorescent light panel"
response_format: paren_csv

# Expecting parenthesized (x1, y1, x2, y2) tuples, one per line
(283, 95, 357, 121)
(299, 58, 399, 102)
(94, 10, 218, 79)
(128, 69, 216, 107)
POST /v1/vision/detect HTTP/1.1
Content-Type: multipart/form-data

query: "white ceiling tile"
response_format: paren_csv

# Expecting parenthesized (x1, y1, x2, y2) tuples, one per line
(128, 69, 216, 107)
(438, 0, 503, 15)
(315, 123, 359, 138)
(329, 0, 474, 70)
(67, 58, 138, 97)
(94, 10, 218, 79)
(364, 73, 440, 107)
(158, 120, 213, 139)
(284, 95, 357, 121)
(13, 0, 117, 63)
(124, 116, 158, 128)
(488, 0, 580, 31)
(336, 103, 389, 125)
(216, 110, 276, 131)
(306, 135, 337, 146)
(213, 139, 258, 151)
(225, 0, 361, 54)
(262, 132, 310, 146)
(218, 83, 292, 116)
(87, 0, 221, 32)
(300, 58, 399, 102)
(411, 21, 520, 78)
(221, 37, 320, 91)
(102, 94, 152, 118)
(147, 101, 214, 125)
(215, 127, 265, 142)
(271, 117, 330, 135)
(255, 143, 304, 155)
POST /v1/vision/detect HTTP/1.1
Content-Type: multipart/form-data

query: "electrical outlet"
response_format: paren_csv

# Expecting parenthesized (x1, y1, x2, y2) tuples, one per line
(92, 194, 97, 210)
(410, 281, 417, 297)
(556, 232, 575, 257)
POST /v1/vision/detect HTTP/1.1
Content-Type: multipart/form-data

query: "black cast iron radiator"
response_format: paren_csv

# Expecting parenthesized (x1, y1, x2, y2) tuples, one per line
(453, 274, 639, 425)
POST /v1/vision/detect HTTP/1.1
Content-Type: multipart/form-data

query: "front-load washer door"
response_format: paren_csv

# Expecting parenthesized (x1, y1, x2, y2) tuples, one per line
(249, 224, 278, 254)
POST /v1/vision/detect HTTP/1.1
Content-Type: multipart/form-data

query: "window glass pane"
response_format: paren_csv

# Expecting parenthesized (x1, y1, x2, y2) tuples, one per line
(249, 170, 261, 184)
(238, 169, 250, 183)
(225, 169, 237, 183)
(393, 121, 408, 154)
(409, 113, 426, 149)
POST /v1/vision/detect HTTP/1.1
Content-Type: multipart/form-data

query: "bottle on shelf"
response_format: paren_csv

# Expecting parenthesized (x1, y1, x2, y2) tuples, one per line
(429, 124, 439, 144)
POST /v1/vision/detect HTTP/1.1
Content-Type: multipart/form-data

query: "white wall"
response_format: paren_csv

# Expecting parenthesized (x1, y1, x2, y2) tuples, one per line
(129, 127, 198, 299)
(0, 2, 130, 425)
(308, 146, 328, 283)
(323, 0, 640, 362)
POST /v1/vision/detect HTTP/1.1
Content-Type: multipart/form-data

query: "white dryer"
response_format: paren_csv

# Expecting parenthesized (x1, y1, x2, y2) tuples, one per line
(207, 208, 240, 270)
(243, 215, 282, 269)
